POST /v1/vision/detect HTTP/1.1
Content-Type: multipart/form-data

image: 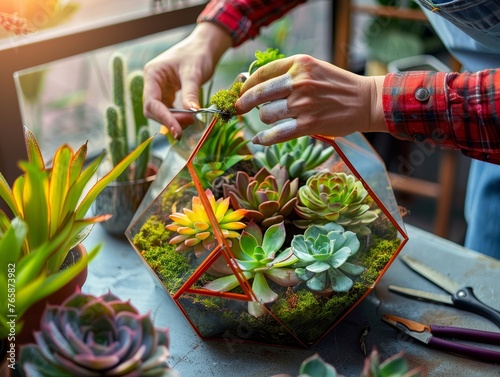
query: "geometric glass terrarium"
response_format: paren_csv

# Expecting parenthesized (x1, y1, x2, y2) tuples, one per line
(126, 112, 408, 349)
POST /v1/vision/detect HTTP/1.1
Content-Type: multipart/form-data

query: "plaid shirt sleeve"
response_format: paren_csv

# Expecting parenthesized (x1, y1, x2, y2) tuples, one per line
(198, 0, 306, 47)
(383, 69, 500, 164)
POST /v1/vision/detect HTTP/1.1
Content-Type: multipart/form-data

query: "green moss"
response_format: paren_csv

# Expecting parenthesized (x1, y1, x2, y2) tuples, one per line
(209, 81, 243, 121)
(132, 215, 170, 250)
(133, 216, 194, 294)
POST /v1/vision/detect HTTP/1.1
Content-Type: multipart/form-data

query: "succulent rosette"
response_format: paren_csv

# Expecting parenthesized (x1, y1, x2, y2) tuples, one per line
(294, 171, 379, 235)
(204, 221, 299, 318)
(223, 166, 298, 228)
(19, 290, 177, 377)
(166, 188, 247, 255)
(290, 223, 365, 293)
(253, 136, 334, 182)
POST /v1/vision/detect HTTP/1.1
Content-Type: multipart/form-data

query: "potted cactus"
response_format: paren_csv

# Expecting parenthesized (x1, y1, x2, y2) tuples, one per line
(125, 49, 408, 348)
(94, 53, 161, 236)
(18, 290, 178, 377)
(0, 127, 152, 351)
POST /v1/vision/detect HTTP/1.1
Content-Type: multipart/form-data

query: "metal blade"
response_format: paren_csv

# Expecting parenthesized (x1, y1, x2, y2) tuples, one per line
(388, 285, 454, 305)
(381, 315, 432, 344)
(400, 255, 461, 294)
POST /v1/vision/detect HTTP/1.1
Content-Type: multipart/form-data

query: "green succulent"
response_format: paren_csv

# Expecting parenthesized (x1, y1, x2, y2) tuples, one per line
(204, 221, 299, 318)
(165, 189, 247, 255)
(223, 166, 298, 228)
(290, 223, 364, 293)
(253, 136, 334, 182)
(360, 349, 425, 377)
(295, 354, 339, 377)
(247, 48, 286, 76)
(193, 117, 252, 188)
(19, 290, 178, 377)
(294, 172, 378, 236)
(281, 350, 424, 377)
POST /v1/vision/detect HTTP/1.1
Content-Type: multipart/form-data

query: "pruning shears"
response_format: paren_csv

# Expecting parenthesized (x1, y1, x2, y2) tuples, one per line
(388, 255, 500, 327)
(382, 314, 500, 363)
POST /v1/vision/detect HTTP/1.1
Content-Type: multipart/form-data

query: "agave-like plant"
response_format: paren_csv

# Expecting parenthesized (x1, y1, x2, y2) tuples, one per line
(223, 166, 298, 228)
(204, 221, 299, 318)
(253, 136, 334, 182)
(290, 223, 364, 293)
(193, 117, 252, 189)
(0, 128, 151, 338)
(19, 290, 178, 377)
(166, 188, 247, 255)
(294, 171, 378, 236)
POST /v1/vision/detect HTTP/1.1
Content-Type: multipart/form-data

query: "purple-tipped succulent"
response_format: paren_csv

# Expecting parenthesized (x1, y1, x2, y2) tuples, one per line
(223, 166, 298, 228)
(19, 290, 177, 377)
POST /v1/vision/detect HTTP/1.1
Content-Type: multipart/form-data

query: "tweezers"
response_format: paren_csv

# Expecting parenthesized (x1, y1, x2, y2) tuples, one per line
(382, 314, 500, 363)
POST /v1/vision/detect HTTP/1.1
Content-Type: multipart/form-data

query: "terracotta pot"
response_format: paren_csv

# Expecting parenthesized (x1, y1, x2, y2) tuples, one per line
(94, 160, 159, 237)
(15, 243, 88, 346)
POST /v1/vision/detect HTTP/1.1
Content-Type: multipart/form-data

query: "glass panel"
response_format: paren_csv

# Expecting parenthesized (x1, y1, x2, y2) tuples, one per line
(13, 26, 195, 161)
(177, 293, 303, 348)
(330, 132, 407, 232)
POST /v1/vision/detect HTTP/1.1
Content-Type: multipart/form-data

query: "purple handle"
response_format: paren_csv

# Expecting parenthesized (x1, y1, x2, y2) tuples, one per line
(429, 336, 500, 363)
(431, 325, 500, 344)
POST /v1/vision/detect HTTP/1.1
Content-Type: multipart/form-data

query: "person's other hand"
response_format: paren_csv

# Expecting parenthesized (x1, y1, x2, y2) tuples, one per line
(235, 54, 386, 145)
(143, 22, 232, 139)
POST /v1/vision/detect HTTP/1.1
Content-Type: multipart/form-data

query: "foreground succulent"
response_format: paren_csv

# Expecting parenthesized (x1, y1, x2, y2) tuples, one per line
(223, 166, 298, 228)
(253, 136, 334, 182)
(19, 291, 178, 377)
(273, 350, 425, 377)
(290, 223, 364, 293)
(204, 221, 299, 318)
(294, 172, 378, 235)
(166, 189, 247, 255)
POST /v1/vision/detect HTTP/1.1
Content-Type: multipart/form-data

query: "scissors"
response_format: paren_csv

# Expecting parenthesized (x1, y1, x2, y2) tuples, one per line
(388, 255, 500, 327)
(382, 314, 500, 363)
(169, 107, 231, 118)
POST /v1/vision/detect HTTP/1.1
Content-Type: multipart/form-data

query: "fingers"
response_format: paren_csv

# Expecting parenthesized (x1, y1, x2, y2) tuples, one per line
(259, 99, 289, 124)
(236, 73, 293, 113)
(251, 119, 303, 146)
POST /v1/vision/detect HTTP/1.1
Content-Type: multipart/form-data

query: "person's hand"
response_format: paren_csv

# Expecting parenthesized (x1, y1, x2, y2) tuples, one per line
(143, 22, 232, 139)
(235, 54, 386, 145)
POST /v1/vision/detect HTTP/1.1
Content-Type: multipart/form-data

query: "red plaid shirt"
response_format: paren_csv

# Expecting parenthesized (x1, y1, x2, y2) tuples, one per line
(198, 0, 306, 46)
(199, 1, 500, 164)
(383, 70, 500, 164)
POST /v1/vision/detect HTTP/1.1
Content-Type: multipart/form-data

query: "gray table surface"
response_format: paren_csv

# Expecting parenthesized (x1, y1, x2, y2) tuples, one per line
(82, 223, 500, 377)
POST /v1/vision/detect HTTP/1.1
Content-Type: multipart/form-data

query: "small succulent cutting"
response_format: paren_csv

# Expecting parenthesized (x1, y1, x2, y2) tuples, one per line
(294, 171, 379, 235)
(166, 189, 247, 255)
(223, 166, 298, 228)
(290, 223, 364, 293)
(254, 136, 335, 182)
(210, 48, 285, 121)
(204, 221, 299, 318)
(247, 48, 286, 76)
(19, 290, 178, 377)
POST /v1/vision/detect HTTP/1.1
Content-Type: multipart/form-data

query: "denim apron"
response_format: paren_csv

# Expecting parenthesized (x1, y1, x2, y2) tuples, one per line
(418, 0, 500, 257)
